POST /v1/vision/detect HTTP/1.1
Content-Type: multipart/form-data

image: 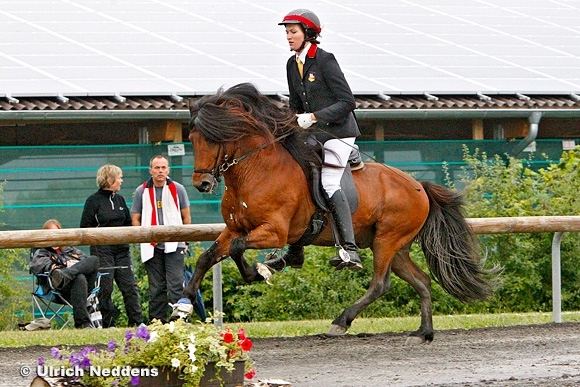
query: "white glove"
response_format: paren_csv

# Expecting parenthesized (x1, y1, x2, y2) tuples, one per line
(296, 113, 316, 129)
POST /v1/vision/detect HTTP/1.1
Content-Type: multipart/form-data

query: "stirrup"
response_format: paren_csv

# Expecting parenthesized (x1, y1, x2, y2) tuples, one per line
(262, 250, 288, 271)
(329, 247, 351, 267)
(329, 247, 362, 271)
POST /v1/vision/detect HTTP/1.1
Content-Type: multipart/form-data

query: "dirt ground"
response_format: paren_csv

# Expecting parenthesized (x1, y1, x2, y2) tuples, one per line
(2, 322, 580, 387)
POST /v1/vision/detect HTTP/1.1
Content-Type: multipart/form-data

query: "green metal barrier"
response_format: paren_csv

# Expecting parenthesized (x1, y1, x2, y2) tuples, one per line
(0, 140, 572, 231)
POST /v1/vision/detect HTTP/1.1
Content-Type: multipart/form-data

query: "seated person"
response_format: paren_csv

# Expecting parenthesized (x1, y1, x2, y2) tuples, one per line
(29, 219, 99, 329)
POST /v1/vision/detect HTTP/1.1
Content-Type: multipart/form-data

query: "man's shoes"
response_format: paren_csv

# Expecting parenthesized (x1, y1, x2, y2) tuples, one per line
(49, 269, 65, 290)
(170, 298, 193, 321)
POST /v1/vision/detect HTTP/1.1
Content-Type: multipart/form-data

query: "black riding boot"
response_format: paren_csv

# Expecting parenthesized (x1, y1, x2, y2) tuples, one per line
(327, 190, 363, 271)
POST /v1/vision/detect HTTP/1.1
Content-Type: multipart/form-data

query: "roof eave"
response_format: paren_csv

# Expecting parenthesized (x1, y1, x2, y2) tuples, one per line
(0, 108, 578, 122)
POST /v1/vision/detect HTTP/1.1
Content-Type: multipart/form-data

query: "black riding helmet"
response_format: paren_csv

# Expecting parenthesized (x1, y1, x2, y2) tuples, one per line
(278, 9, 321, 43)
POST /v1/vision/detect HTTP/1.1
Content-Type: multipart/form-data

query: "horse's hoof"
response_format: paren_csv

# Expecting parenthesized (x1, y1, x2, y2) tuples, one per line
(404, 336, 430, 346)
(263, 256, 287, 271)
(255, 262, 274, 284)
(327, 324, 348, 336)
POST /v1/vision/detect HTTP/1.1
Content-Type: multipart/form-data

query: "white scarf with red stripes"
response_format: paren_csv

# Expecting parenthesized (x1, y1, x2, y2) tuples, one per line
(140, 179, 182, 262)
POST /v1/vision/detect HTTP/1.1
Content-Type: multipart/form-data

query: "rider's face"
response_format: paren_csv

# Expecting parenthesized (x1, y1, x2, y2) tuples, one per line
(285, 24, 305, 52)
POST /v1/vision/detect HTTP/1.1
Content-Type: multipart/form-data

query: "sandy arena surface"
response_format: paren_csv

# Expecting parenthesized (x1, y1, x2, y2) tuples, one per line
(2, 322, 580, 387)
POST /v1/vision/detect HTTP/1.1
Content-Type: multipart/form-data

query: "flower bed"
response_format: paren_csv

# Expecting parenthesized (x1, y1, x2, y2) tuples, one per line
(36, 320, 255, 387)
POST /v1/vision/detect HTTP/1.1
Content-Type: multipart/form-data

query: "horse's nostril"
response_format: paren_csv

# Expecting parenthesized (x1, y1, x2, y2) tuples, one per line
(196, 181, 210, 193)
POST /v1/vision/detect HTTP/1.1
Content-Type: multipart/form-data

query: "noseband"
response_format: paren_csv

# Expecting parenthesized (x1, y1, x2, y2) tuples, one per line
(193, 143, 227, 183)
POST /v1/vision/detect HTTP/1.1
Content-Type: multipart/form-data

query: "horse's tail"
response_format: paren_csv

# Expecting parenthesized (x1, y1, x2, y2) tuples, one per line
(418, 182, 500, 303)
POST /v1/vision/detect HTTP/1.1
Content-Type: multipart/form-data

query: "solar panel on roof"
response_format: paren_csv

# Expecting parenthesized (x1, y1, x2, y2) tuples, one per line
(0, 0, 578, 96)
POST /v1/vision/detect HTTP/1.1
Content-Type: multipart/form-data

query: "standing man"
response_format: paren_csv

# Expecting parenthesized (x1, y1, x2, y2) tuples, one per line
(131, 155, 191, 323)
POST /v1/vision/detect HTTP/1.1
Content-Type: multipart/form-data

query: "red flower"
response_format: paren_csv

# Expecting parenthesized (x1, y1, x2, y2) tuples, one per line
(239, 338, 253, 352)
(245, 368, 256, 380)
(221, 329, 234, 344)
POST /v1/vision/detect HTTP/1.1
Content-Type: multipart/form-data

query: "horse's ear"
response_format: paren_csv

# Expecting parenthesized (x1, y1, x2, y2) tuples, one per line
(187, 98, 196, 114)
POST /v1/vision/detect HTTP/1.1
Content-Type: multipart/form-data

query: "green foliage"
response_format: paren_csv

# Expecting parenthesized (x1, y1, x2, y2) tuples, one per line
(0, 248, 30, 329)
(0, 183, 31, 329)
(458, 145, 580, 313)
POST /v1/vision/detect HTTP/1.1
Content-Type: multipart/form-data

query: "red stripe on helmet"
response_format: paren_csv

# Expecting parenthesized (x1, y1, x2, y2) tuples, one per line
(283, 14, 321, 33)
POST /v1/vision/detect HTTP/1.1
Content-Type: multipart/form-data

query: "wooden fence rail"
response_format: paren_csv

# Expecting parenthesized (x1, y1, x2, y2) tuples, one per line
(2, 216, 580, 249)
(4, 216, 579, 323)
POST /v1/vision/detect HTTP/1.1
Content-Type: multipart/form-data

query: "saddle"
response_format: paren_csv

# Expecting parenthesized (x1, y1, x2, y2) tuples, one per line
(285, 134, 362, 211)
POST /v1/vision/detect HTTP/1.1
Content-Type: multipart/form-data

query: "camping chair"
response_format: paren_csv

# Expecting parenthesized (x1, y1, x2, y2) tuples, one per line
(86, 272, 108, 329)
(30, 248, 109, 329)
(31, 272, 74, 329)
(31, 270, 109, 330)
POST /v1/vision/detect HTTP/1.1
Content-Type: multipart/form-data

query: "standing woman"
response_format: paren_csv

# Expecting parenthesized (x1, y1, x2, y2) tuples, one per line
(80, 164, 143, 327)
(279, 9, 362, 271)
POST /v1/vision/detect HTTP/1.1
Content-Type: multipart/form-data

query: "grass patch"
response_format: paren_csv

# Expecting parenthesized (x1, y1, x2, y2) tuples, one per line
(2, 311, 579, 348)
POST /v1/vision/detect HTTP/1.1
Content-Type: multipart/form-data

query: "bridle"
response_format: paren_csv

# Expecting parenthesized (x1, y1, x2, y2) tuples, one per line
(193, 132, 293, 183)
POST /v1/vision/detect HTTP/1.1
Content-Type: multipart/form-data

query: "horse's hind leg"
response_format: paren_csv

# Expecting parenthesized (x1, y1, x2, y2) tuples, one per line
(391, 246, 434, 345)
(327, 239, 396, 335)
(328, 266, 392, 336)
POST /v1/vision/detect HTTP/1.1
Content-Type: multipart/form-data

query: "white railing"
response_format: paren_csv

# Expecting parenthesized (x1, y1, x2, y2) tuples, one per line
(6, 216, 580, 322)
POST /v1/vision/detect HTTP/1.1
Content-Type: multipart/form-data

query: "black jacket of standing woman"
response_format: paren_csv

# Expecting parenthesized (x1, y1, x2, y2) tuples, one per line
(80, 164, 143, 327)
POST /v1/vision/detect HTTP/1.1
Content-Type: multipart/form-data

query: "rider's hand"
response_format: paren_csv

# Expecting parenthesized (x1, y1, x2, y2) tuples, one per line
(296, 113, 316, 129)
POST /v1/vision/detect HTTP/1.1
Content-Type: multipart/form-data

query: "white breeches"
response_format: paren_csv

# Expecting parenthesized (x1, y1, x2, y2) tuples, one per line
(321, 137, 356, 197)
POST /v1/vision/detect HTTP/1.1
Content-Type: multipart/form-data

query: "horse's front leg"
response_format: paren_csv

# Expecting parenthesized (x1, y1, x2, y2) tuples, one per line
(230, 222, 290, 283)
(181, 230, 233, 305)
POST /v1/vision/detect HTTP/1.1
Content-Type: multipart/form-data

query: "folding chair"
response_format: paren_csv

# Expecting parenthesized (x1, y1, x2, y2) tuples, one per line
(31, 273, 74, 329)
(30, 248, 109, 329)
(86, 272, 108, 329)
(29, 248, 73, 329)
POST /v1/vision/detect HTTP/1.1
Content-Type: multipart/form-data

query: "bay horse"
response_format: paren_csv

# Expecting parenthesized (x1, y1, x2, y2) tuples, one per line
(183, 83, 497, 344)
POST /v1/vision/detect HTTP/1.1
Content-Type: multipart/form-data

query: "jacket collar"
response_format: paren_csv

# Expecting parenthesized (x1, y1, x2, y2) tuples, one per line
(296, 43, 318, 63)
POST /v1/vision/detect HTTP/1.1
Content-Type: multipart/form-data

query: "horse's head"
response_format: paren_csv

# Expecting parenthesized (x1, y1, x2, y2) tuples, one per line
(188, 129, 223, 194)
(188, 83, 299, 193)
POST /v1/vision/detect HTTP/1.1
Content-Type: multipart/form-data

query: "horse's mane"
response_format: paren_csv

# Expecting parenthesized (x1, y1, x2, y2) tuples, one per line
(189, 83, 298, 143)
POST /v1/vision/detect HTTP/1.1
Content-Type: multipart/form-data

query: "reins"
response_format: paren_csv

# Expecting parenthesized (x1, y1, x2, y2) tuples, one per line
(193, 132, 293, 182)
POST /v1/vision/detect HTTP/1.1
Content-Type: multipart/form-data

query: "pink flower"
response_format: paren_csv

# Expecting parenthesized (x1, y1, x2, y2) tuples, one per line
(237, 328, 247, 340)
